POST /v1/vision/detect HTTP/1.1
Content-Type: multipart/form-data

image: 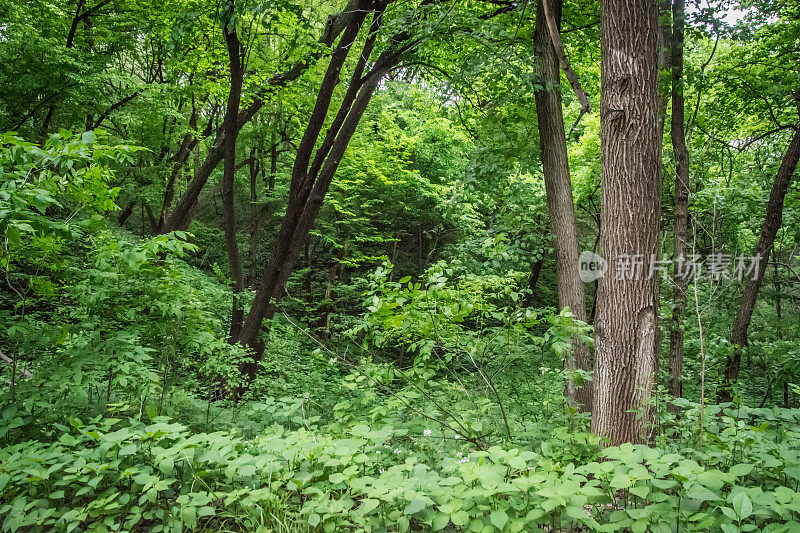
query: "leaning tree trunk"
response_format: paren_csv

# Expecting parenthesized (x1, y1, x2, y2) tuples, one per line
(235, 1, 396, 383)
(592, 0, 662, 445)
(533, 0, 592, 411)
(668, 0, 691, 410)
(158, 0, 366, 235)
(718, 126, 800, 403)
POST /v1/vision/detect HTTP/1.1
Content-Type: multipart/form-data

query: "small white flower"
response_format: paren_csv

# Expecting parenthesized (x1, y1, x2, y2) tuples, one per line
(454, 435, 460, 439)
(423, 429, 432, 437)
(376, 450, 380, 454)
(393, 448, 401, 454)
(379, 468, 385, 474)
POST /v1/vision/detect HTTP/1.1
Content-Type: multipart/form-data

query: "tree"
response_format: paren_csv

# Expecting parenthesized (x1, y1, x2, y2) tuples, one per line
(719, 125, 800, 402)
(668, 0, 690, 408)
(533, 0, 592, 411)
(234, 0, 398, 377)
(156, 0, 365, 235)
(592, 0, 662, 445)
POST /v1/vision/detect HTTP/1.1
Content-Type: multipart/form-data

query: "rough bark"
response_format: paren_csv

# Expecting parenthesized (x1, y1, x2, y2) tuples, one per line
(668, 0, 690, 409)
(592, 0, 662, 445)
(719, 126, 800, 402)
(533, 0, 592, 411)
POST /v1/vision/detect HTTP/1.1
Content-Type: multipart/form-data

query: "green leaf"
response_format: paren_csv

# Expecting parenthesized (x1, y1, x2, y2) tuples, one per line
(490, 509, 508, 531)
(359, 498, 379, 514)
(119, 444, 137, 456)
(731, 492, 753, 519)
(6, 225, 21, 248)
(404, 499, 426, 515)
(308, 513, 321, 527)
(686, 483, 722, 502)
(451, 510, 470, 526)
(610, 473, 632, 489)
(432, 513, 450, 531)
(729, 464, 754, 477)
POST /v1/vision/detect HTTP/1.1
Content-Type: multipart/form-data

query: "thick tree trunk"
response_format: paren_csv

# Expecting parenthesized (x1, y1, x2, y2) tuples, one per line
(668, 0, 691, 410)
(221, 14, 246, 341)
(719, 126, 800, 402)
(592, 0, 662, 445)
(533, 0, 592, 411)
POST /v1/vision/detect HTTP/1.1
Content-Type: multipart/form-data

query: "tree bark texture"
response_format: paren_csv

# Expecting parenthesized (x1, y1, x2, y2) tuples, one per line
(534, 0, 592, 412)
(592, 0, 662, 445)
(668, 0, 691, 409)
(221, 11, 246, 340)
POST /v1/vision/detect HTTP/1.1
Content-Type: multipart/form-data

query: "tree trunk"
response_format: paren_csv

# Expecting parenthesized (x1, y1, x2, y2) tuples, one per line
(533, 0, 592, 411)
(592, 0, 662, 445)
(156, 104, 218, 233)
(221, 11, 246, 341)
(158, 0, 366, 235)
(318, 240, 348, 340)
(522, 256, 544, 307)
(248, 136, 277, 287)
(117, 200, 135, 226)
(668, 0, 691, 410)
(235, 1, 385, 376)
(719, 126, 800, 403)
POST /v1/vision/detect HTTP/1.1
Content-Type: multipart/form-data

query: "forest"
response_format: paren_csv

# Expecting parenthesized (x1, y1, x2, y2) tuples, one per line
(1, 0, 799, 530)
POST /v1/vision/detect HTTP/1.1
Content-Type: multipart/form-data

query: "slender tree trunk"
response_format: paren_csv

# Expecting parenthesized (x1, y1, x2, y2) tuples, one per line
(158, 1, 365, 234)
(237, 67, 386, 357)
(534, 0, 592, 411)
(117, 200, 135, 226)
(318, 240, 347, 340)
(157, 106, 198, 233)
(221, 11, 246, 341)
(668, 0, 691, 410)
(156, 104, 218, 233)
(522, 256, 544, 307)
(719, 127, 800, 403)
(592, 0, 662, 445)
(235, 1, 382, 375)
(248, 136, 277, 287)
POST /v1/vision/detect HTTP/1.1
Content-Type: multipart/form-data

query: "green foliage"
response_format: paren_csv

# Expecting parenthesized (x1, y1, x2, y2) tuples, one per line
(1, 403, 800, 532)
(0, 130, 132, 270)
(0, 0, 799, 531)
